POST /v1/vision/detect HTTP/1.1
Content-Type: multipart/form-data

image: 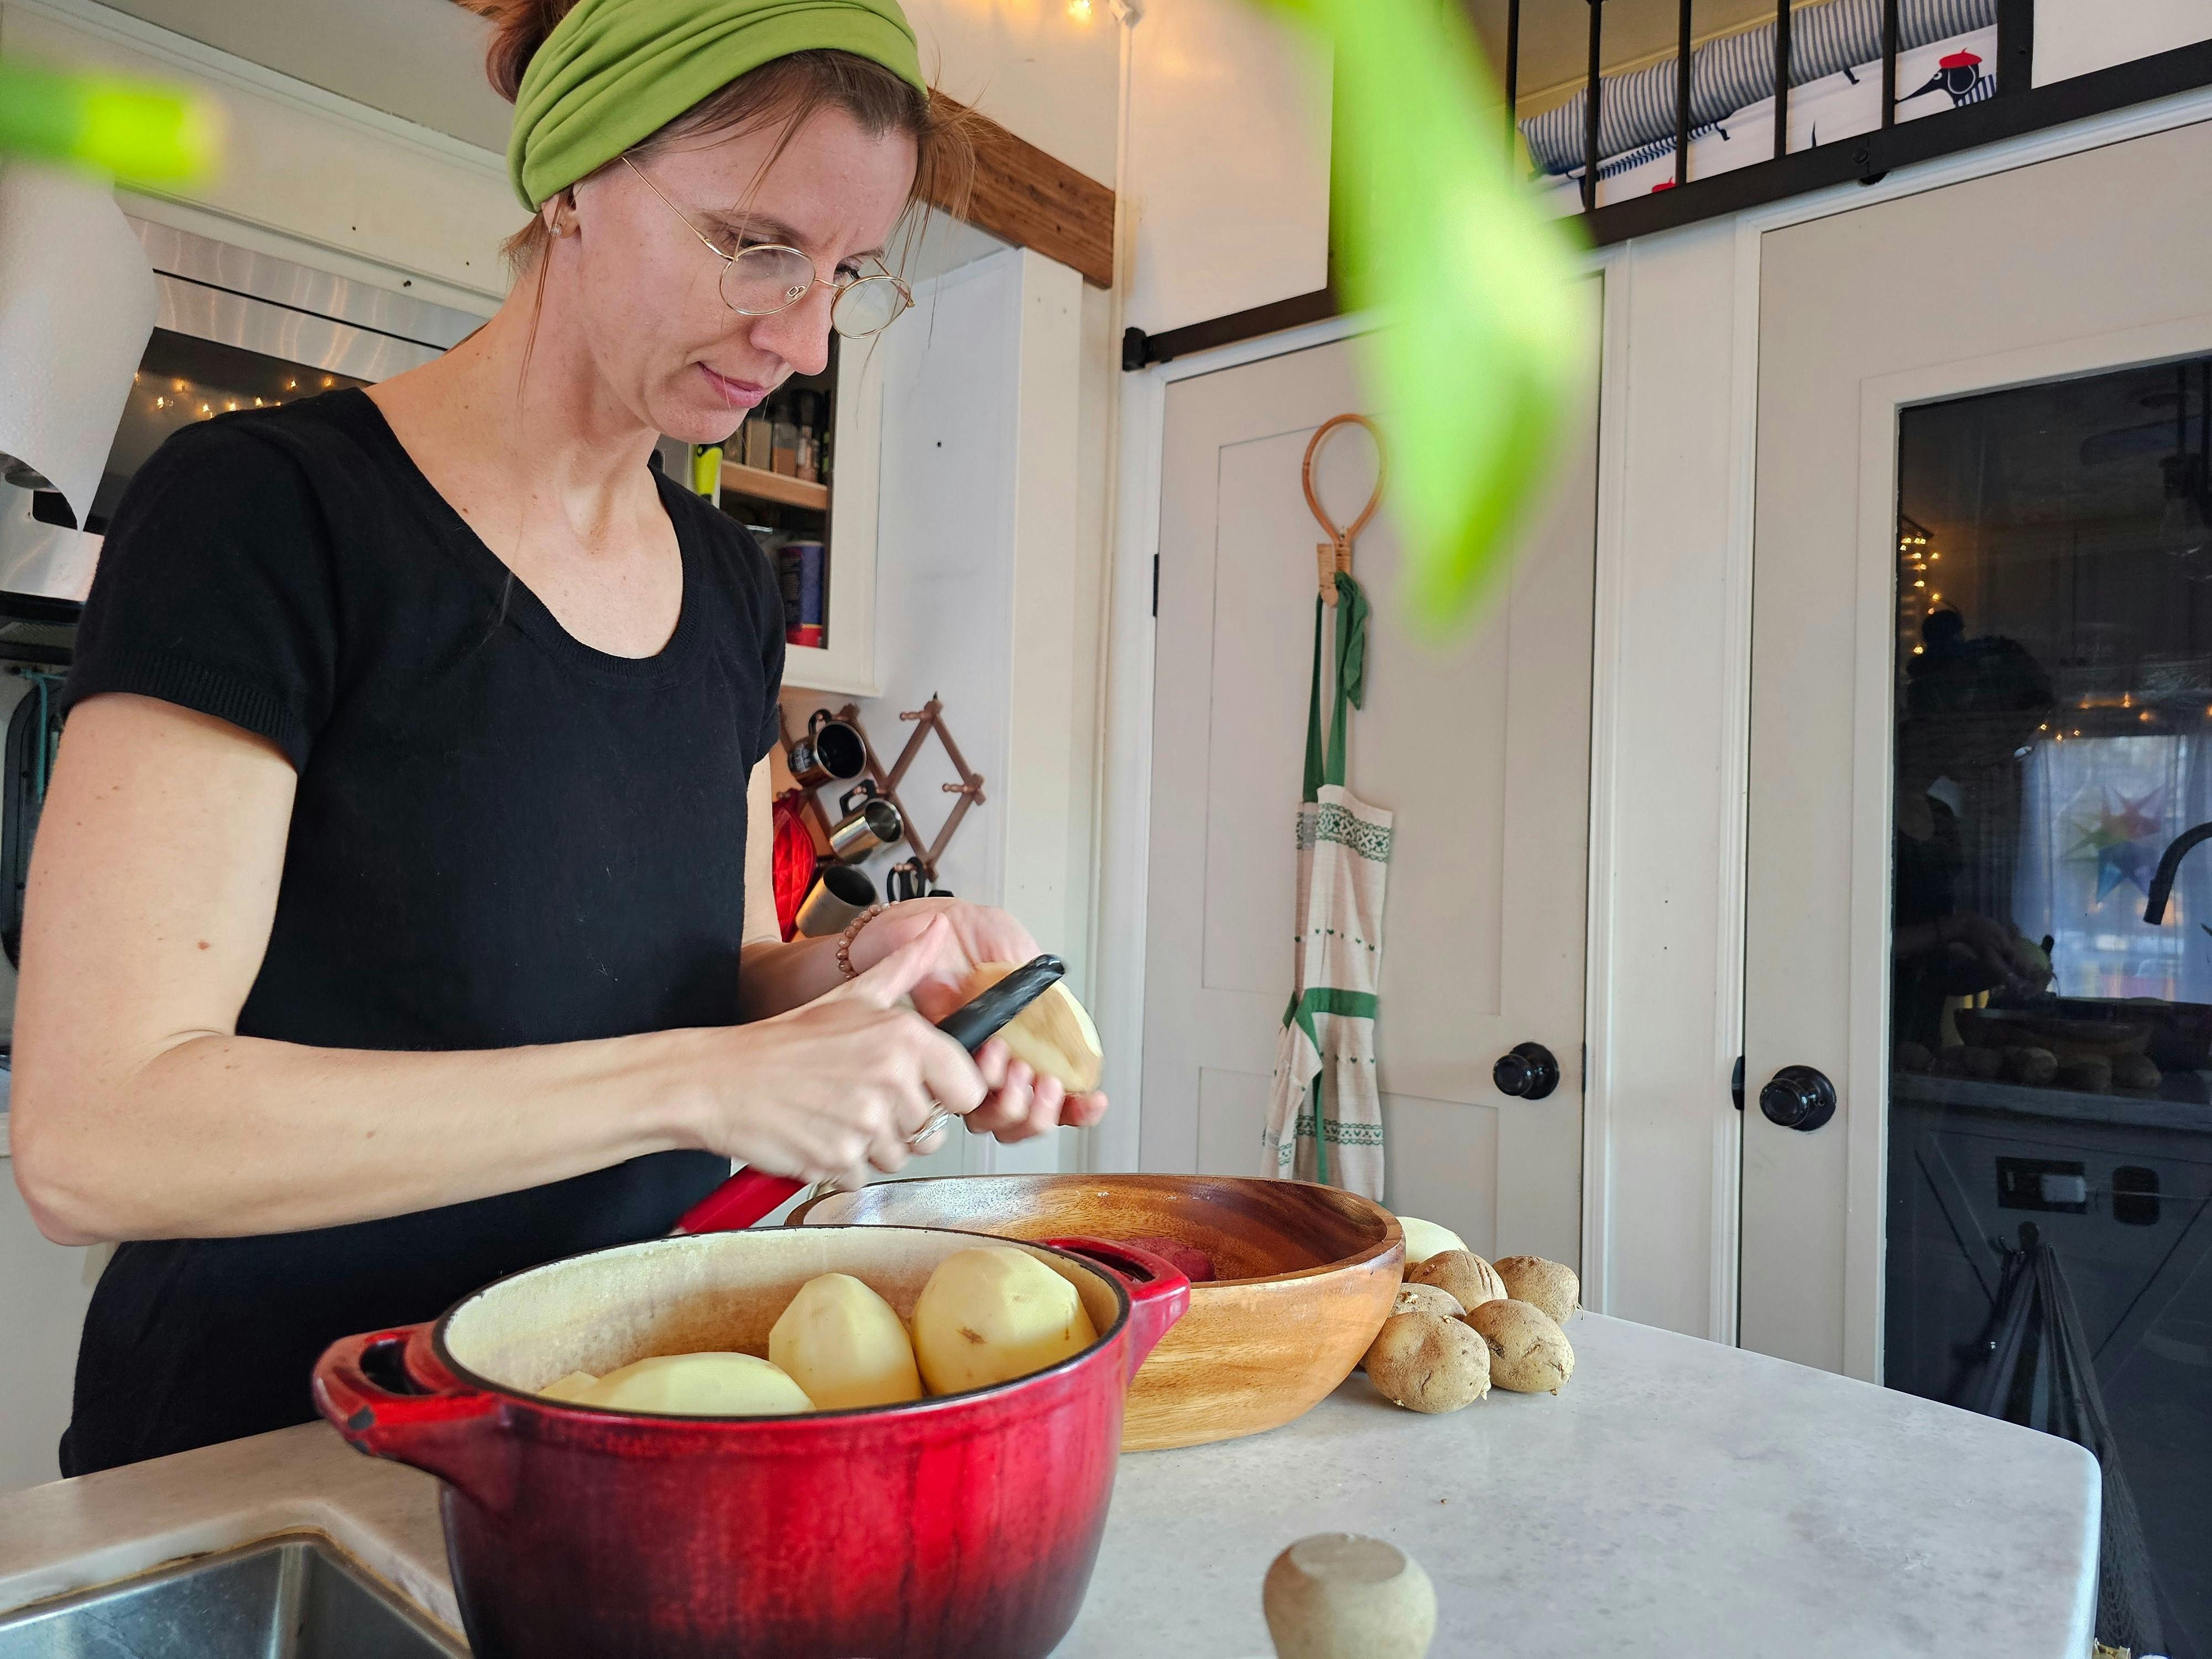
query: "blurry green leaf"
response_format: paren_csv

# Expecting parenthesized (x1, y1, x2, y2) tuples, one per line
(1254, 0, 1589, 631)
(0, 58, 222, 186)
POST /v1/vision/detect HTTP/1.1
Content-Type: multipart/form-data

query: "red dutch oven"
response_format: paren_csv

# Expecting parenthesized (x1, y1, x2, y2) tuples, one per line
(313, 1223, 1187, 1659)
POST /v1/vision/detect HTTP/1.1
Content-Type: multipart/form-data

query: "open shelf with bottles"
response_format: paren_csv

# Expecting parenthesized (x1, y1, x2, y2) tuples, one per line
(719, 462, 827, 513)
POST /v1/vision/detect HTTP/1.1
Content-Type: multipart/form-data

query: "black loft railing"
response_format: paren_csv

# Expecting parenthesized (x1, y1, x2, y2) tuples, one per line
(1122, 0, 2212, 371)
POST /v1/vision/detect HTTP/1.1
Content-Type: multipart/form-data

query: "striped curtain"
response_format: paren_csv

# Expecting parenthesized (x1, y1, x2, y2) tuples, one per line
(1519, 0, 1997, 178)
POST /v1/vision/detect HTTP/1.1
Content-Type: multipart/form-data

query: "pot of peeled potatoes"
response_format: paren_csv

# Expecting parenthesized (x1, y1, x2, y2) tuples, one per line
(312, 962, 1183, 1659)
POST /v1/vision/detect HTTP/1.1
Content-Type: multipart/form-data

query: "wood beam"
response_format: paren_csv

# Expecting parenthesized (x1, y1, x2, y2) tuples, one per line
(931, 99, 1115, 288)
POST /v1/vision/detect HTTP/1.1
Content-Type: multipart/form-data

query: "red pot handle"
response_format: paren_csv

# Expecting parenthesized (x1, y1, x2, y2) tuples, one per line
(672, 1166, 806, 1235)
(1043, 1236, 1191, 1381)
(312, 1324, 511, 1514)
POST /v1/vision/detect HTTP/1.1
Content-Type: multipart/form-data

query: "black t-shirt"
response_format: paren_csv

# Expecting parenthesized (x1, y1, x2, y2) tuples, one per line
(55, 389, 783, 1474)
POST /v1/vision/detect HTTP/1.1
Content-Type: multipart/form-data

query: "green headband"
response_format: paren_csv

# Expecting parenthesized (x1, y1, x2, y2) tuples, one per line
(508, 0, 927, 210)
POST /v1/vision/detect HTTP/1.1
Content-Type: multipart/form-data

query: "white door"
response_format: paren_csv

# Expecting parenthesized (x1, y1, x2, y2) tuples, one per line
(1742, 122, 2212, 1651)
(1140, 320, 1596, 1264)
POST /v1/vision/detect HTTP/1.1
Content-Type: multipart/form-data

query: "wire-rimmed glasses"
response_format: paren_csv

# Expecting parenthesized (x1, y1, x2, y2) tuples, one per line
(621, 155, 912, 338)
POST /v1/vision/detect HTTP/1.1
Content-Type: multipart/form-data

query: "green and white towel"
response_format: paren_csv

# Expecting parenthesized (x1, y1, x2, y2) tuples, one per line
(1264, 572, 1392, 1198)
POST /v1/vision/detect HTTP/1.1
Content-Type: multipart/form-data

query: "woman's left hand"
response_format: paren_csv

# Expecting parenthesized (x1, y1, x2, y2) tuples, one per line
(846, 898, 1108, 1142)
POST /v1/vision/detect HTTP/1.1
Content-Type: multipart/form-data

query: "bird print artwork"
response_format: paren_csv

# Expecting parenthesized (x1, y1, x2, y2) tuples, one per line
(1901, 50, 1996, 112)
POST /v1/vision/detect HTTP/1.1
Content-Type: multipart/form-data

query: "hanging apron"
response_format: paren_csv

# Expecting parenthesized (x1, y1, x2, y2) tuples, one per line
(1262, 571, 1393, 1198)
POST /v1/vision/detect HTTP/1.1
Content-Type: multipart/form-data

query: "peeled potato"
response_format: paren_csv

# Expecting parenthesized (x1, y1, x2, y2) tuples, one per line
(1493, 1255, 1580, 1324)
(536, 1370, 600, 1402)
(912, 1244, 1099, 1395)
(1406, 1249, 1506, 1313)
(1363, 1312, 1490, 1413)
(1394, 1215, 1467, 1265)
(575, 1352, 814, 1416)
(769, 1272, 924, 1410)
(964, 962, 1104, 1093)
(1465, 1298, 1574, 1394)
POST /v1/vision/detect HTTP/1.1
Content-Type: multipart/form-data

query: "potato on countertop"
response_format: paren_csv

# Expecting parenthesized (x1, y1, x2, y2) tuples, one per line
(1465, 1298, 1574, 1394)
(1405, 1249, 1506, 1313)
(1390, 1282, 1464, 1320)
(1492, 1255, 1579, 1324)
(1363, 1312, 1490, 1413)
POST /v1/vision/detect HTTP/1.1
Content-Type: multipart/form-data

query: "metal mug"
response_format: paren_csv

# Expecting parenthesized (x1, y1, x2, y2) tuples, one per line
(828, 781, 904, 865)
(793, 864, 877, 937)
(787, 709, 867, 788)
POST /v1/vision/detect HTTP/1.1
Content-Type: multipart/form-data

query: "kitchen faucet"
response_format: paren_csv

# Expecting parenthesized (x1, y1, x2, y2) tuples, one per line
(2144, 821, 2212, 924)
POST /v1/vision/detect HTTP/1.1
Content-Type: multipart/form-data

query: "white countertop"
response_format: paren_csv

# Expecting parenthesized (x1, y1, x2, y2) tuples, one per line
(0, 1314, 2098, 1657)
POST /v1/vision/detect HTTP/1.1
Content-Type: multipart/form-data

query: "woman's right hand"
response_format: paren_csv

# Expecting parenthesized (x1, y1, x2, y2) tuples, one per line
(687, 916, 991, 1183)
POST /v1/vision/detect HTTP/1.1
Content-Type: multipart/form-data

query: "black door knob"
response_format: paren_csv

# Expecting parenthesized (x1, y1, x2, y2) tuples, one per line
(1759, 1065, 1837, 1131)
(1493, 1042, 1560, 1100)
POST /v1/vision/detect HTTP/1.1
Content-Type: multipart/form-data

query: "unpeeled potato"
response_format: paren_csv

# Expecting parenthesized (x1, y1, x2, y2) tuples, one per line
(1394, 1215, 1466, 1265)
(1493, 1255, 1579, 1325)
(912, 1245, 1099, 1395)
(1405, 1249, 1506, 1313)
(1464, 1299, 1574, 1394)
(1390, 1282, 1464, 1319)
(964, 962, 1104, 1093)
(1363, 1312, 1490, 1413)
(769, 1272, 924, 1409)
(573, 1353, 815, 1416)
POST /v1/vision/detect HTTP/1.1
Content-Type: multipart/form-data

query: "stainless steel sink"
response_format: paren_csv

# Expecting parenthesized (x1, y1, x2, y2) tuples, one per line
(0, 1532, 466, 1657)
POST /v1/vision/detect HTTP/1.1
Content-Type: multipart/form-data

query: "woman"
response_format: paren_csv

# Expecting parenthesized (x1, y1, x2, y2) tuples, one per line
(8, 0, 1104, 1475)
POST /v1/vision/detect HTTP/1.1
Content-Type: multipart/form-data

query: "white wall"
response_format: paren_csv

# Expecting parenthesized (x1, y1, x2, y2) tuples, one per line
(1583, 222, 1747, 1342)
(1120, 0, 1331, 335)
(906, 0, 1121, 185)
(2037, 0, 2211, 83)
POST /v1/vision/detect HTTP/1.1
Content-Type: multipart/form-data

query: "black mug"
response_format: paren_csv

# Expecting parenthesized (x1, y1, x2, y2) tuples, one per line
(887, 858, 952, 902)
(788, 709, 867, 788)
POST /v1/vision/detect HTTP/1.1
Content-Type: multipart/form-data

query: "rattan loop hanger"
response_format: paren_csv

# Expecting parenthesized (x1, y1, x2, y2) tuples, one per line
(1301, 412, 1385, 603)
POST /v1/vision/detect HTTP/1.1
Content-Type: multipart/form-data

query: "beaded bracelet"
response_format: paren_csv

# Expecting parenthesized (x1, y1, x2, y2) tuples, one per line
(836, 903, 888, 980)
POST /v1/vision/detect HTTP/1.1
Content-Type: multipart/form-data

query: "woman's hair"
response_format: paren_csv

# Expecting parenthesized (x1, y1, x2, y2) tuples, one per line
(485, 0, 974, 275)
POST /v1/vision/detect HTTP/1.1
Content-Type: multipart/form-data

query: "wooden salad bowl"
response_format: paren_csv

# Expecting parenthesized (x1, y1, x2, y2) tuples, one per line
(790, 1173, 1403, 1451)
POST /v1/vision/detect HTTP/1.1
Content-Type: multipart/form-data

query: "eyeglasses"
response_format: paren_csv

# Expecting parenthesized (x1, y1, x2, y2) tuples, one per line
(621, 155, 912, 338)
